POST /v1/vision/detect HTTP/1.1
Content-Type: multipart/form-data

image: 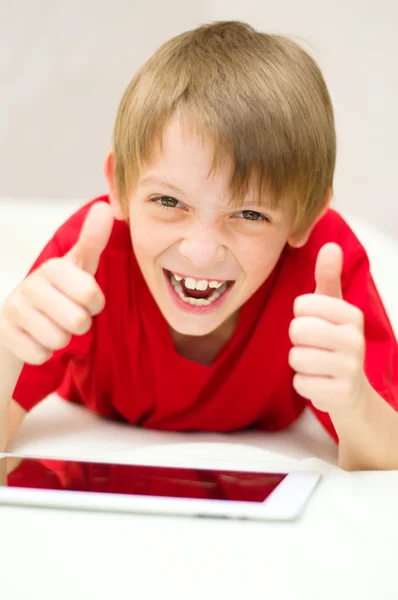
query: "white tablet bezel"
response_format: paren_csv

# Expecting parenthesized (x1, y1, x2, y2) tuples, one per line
(0, 456, 321, 521)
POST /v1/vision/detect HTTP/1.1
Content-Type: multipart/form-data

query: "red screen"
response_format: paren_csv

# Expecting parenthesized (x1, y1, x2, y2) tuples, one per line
(4, 458, 286, 503)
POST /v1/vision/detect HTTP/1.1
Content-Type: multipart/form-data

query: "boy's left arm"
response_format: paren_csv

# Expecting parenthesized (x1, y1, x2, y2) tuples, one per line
(289, 243, 398, 471)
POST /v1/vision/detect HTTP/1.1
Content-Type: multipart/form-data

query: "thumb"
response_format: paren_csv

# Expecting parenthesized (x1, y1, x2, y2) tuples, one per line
(66, 202, 114, 274)
(314, 243, 343, 299)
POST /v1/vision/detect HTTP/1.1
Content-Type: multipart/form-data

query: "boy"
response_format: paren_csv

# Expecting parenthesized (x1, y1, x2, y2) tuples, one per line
(1, 21, 398, 470)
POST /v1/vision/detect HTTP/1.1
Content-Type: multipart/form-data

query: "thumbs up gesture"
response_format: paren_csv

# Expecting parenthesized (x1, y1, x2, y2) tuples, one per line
(288, 243, 367, 413)
(0, 202, 114, 365)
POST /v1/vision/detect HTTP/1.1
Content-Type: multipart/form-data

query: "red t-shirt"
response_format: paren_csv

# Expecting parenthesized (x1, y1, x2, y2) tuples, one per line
(12, 196, 398, 442)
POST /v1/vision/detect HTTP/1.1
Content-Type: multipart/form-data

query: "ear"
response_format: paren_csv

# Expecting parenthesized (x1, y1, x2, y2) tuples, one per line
(104, 151, 125, 220)
(288, 187, 333, 249)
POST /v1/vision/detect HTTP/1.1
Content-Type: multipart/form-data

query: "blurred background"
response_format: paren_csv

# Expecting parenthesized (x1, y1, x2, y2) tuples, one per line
(1, 0, 397, 239)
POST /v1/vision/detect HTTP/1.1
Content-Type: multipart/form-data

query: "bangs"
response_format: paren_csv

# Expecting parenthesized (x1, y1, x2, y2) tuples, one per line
(132, 105, 287, 211)
(179, 107, 288, 212)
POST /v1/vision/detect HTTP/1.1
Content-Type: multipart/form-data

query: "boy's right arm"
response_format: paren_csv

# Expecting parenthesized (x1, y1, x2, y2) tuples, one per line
(0, 347, 25, 449)
(0, 202, 114, 451)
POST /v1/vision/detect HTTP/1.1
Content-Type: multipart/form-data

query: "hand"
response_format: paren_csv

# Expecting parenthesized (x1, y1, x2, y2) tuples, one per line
(0, 202, 114, 366)
(288, 243, 367, 413)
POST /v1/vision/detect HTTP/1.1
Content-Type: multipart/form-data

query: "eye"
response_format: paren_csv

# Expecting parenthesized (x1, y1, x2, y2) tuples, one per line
(234, 210, 270, 222)
(152, 196, 183, 209)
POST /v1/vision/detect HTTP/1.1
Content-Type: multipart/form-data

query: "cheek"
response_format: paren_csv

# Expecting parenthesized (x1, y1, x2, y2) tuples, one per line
(128, 208, 177, 262)
(131, 228, 165, 262)
(237, 236, 286, 283)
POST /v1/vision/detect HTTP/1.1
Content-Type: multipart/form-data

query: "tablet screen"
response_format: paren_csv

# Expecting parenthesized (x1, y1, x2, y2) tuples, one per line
(3, 458, 286, 503)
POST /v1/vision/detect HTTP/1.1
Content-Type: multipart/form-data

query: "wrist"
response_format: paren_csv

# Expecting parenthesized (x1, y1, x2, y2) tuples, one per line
(0, 309, 24, 374)
(0, 342, 24, 374)
(328, 375, 373, 423)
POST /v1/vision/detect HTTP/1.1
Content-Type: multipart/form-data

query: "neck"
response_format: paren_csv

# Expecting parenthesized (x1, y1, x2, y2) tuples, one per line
(170, 313, 238, 366)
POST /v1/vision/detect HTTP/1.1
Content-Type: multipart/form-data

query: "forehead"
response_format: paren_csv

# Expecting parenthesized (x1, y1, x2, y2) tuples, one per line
(138, 116, 277, 210)
(140, 117, 230, 195)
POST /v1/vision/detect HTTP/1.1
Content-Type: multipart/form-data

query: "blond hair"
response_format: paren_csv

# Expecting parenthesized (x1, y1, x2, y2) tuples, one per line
(113, 21, 336, 237)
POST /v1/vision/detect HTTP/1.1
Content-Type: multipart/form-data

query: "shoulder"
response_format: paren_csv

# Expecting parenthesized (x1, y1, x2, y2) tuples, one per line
(310, 208, 365, 252)
(27, 195, 134, 277)
(277, 209, 370, 296)
(53, 195, 132, 257)
(288, 208, 368, 268)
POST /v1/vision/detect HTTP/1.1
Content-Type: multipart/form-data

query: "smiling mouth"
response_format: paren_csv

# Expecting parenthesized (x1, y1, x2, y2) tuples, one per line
(165, 270, 233, 306)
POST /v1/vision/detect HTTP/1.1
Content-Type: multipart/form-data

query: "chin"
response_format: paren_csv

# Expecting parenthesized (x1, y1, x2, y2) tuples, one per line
(168, 314, 222, 337)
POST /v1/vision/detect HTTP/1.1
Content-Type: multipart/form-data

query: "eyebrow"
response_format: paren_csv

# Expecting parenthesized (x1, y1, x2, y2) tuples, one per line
(139, 176, 185, 196)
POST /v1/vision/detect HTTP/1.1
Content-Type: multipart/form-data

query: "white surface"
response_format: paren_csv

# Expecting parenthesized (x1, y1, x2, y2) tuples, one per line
(1, 396, 398, 600)
(0, 198, 398, 599)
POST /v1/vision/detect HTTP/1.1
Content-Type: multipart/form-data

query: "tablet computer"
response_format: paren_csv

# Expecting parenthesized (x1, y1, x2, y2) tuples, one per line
(0, 455, 321, 521)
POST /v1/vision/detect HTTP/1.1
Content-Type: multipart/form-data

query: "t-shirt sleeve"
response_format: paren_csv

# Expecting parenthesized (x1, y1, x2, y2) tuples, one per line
(11, 208, 94, 412)
(310, 246, 398, 441)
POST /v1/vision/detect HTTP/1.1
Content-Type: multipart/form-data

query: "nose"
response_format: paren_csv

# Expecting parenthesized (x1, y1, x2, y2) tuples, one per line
(179, 227, 226, 268)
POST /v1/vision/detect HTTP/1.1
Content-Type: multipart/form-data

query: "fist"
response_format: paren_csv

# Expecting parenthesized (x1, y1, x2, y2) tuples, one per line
(288, 243, 366, 413)
(0, 202, 114, 365)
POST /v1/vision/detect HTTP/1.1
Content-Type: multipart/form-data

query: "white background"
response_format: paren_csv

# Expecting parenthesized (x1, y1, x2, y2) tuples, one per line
(1, 0, 397, 238)
(1, 6, 398, 597)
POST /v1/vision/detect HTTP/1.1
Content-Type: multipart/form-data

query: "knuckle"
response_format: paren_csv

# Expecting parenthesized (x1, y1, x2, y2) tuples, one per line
(22, 273, 40, 292)
(288, 319, 298, 342)
(346, 328, 364, 356)
(0, 312, 51, 365)
(352, 307, 364, 329)
(80, 281, 101, 309)
(289, 347, 300, 369)
(48, 328, 71, 350)
(293, 373, 309, 398)
(69, 311, 91, 334)
(97, 289, 106, 312)
(289, 318, 304, 341)
(29, 348, 52, 365)
(293, 295, 306, 316)
(4, 295, 25, 324)
(90, 289, 105, 314)
(38, 258, 59, 277)
(18, 337, 51, 365)
(21, 273, 46, 303)
(353, 334, 364, 356)
(292, 372, 301, 390)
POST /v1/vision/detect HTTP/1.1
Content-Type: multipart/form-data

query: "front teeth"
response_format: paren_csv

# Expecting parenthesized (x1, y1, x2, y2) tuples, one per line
(185, 277, 198, 290)
(175, 274, 223, 291)
(195, 280, 209, 291)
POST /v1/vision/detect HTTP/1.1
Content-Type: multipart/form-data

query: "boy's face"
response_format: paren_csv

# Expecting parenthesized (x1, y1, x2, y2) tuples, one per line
(111, 117, 303, 337)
